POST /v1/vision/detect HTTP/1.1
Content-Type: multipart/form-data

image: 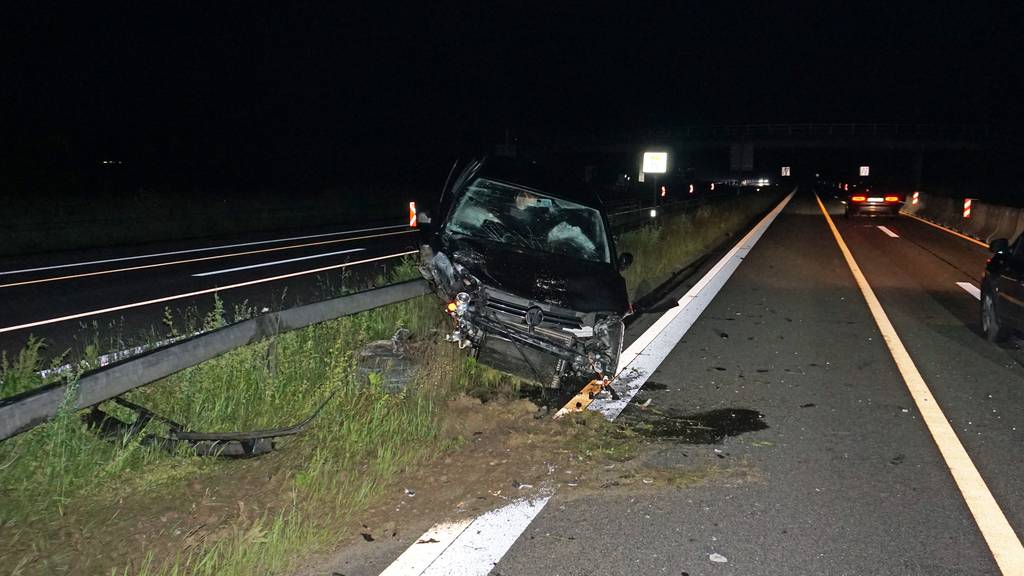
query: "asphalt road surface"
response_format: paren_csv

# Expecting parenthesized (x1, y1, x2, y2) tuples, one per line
(0, 221, 421, 363)
(347, 191, 1024, 575)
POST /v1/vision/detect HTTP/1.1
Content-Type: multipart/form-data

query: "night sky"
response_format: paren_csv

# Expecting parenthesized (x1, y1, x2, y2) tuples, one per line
(3, 2, 1022, 183)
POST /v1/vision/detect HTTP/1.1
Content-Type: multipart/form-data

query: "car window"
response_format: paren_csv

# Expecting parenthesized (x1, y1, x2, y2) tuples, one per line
(444, 178, 610, 263)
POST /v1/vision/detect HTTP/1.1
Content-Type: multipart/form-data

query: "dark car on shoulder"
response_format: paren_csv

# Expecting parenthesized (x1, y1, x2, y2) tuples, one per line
(843, 184, 904, 218)
(981, 235, 1024, 342)
(416, 157, 633, 390)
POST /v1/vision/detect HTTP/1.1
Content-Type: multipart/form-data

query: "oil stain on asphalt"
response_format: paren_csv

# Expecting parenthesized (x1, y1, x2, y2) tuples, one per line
(623, 407, 768, 444)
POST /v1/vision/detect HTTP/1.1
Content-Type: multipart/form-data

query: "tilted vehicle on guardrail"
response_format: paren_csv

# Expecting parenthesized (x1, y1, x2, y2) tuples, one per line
(417, 157, 633, 390)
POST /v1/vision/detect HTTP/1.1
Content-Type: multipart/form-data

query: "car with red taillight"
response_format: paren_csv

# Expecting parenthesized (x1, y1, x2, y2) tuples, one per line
(843, 185, 904, 218)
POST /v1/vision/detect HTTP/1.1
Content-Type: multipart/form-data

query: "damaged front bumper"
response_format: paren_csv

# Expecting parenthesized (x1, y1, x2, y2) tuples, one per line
(422, 248, 624, 388)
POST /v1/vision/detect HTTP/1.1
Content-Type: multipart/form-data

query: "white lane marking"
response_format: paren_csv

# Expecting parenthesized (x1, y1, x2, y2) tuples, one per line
(0, 223, 408, 276)
(877, 225, 900, 238)
(817, 195, 1024, 575)
(0, 251, 418, 334)
(380, 496, 551, 576)
(957, 281, 982, 301)
(377, 192, 796, 576)
(378, 519, 475, 576)
(191, 248, 364, 277)
(0, 229, 416, 289)
(591, 191, 795, 420)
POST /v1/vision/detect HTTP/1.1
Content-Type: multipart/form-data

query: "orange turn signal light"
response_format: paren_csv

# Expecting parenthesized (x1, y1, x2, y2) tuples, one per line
(884, 196, 899, 202)
(851, 195, 867, 202)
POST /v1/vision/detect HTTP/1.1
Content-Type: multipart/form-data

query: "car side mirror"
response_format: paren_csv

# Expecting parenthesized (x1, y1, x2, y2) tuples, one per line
(990, 238, 1009, 254)
(618, 252, 634, 271)
(417, 210, 432, 225)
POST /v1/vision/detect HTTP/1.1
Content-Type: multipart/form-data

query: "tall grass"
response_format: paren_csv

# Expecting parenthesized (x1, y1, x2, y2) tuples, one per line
(617, 192, 782, 298)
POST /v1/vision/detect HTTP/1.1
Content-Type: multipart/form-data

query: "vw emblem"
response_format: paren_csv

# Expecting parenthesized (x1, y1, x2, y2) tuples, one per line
(525, 306, 544, 327)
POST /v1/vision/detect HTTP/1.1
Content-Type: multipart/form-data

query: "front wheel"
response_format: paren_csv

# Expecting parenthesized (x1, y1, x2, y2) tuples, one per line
(981, 289, 1010, 342)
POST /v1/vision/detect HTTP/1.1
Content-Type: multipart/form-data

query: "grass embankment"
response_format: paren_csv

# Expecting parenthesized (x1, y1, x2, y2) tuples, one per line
(617, 191, 784, 299)
(0, 262, 519, 575)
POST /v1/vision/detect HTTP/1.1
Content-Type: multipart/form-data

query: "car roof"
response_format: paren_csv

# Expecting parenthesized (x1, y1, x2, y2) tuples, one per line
(473, 157, 605, 209)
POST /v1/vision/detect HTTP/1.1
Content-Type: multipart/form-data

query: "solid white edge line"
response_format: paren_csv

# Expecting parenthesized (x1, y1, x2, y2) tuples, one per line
(0, 250, 418, 334)
(377, 192, 796, 576)
(816, 194, 1024, 575)
(191, 248, 365, 276)
(0, 223, 408, 276)
(378, 518, 475, 576)
(957, 281, 982, 301)
(378, 495, 552, 576)
(587, 191, 795, 420)
(877, 225, 900, 238)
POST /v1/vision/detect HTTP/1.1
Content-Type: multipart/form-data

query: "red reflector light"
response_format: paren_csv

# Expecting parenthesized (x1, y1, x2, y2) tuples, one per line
(851, 195, 867, 202)
(884, 196, 899, 202)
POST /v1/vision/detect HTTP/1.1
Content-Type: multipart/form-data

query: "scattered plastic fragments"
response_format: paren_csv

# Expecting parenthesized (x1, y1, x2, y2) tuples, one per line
(709, 553, 728, 563)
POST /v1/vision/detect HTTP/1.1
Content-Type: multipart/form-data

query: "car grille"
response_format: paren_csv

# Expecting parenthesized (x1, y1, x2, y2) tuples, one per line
(484, 294, 584, 331)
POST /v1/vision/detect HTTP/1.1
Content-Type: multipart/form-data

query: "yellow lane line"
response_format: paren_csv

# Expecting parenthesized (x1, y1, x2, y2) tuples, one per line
(0, 229, 416, 289)
(901, 211, 990, 249)
(0, 250, 418, 334)
(817, 194, 1024, 574)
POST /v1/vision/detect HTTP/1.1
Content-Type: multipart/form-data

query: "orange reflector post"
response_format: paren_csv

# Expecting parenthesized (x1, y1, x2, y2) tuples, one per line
(912, 191, 920, 205)
(409, 201, 417, 227)
(964, 198, 973, 219)
(851, 195, 867, 202)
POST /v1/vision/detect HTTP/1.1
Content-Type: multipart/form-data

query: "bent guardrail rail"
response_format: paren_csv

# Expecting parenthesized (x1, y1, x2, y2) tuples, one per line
(0, 279, 432, 442)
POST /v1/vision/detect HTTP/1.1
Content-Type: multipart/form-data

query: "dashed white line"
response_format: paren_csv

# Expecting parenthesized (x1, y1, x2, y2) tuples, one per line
(957, 281, 982, 300)
(877, 225, 900, 238)
(191, 248, 364, 277)
(0, 223, 408, 276)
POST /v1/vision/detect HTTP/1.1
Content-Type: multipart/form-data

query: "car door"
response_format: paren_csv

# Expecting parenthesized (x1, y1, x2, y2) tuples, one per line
(997, 236, 1024, 329)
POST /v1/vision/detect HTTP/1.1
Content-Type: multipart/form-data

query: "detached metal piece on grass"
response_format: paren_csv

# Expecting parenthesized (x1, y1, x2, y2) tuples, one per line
(84, 394, 337, 457)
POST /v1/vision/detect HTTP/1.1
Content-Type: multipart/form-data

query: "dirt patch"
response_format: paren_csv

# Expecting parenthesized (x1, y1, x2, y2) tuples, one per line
(296, 398, 763, 576)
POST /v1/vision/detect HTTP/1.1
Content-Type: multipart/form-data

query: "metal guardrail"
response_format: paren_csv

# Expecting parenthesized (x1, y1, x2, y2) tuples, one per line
(0, 279, 432, 442)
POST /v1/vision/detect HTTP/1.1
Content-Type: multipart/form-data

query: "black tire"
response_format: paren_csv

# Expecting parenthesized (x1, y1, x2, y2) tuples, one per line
(981, 289, 1010, 342)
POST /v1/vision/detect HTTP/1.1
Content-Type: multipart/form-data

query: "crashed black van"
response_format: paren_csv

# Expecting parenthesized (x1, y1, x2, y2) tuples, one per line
(417, 158, 632, 390)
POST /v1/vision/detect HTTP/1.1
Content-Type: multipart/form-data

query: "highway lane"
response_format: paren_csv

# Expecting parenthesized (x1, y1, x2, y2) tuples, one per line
(484, 193, 1006, 575)
(0, 222, 421, 364)
(434, 192, 1019, 576)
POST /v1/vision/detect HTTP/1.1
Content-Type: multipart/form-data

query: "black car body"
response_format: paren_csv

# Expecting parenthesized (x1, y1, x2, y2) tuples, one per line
(981, 235, 1024, 342)
(843, 184, 904, 217)
(418, 158, 631, 389)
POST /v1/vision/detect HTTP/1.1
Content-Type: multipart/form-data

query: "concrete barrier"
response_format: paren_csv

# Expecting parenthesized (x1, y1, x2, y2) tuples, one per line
(901, 193, 1024, 245)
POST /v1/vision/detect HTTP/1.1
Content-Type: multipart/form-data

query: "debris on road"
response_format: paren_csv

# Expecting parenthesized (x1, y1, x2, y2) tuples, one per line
(709, 553, 728, 563)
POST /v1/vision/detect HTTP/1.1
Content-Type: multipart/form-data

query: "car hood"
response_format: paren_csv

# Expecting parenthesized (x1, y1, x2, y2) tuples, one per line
(443, 237, 628, 313)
